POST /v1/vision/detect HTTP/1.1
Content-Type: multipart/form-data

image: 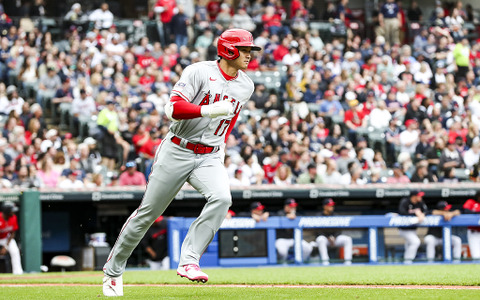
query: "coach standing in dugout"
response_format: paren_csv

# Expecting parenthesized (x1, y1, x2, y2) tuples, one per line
(398, 190, 428, 264)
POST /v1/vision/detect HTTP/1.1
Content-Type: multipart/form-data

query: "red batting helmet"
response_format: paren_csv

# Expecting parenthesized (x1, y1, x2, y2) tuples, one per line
(217, 29, 261, 60)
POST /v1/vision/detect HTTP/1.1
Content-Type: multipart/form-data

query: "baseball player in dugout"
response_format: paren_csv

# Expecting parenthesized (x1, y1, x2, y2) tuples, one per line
(103, 29, 261, 296)
(275, 199, 313, 263)
(424, 201, 461, 262)
(315, 198, 353, 265)
(0, 201, 23, 274)
(398, 190, 428, 264)
(463, 191, 480, 261)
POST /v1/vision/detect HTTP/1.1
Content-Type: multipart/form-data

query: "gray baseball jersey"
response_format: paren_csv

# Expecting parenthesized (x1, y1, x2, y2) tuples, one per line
(104, 60, 255, 277)
(170, 61, 253, 145)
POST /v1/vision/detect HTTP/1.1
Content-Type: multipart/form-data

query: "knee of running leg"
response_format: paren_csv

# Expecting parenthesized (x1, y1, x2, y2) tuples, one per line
(211, 192, 232, 207)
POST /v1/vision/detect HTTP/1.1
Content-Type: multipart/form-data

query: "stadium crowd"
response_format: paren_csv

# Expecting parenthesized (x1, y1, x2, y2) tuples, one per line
(0, 0, 479, 189)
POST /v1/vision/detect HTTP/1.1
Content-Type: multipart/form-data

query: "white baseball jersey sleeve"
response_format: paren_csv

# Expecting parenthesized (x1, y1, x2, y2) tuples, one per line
(170, 61, 254, 146)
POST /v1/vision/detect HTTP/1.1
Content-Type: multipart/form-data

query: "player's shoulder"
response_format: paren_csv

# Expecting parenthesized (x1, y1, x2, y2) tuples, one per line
(187, 60, 217, 72)
(237, 70, 255, 89)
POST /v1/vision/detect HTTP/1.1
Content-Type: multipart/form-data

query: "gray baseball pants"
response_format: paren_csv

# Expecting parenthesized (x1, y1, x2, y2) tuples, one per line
(104, 132, 231, 277)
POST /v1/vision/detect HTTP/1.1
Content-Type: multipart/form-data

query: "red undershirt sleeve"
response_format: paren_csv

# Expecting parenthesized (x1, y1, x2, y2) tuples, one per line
(170, 95, 202, 119)
(224, 112, 239, 143)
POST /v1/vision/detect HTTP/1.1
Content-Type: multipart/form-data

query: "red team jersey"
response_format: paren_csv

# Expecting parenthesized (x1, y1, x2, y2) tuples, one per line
(0, 213, 18, 239)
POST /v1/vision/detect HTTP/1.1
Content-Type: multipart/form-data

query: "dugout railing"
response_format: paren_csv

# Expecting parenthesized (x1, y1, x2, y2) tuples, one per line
(167, 214, 480, 269)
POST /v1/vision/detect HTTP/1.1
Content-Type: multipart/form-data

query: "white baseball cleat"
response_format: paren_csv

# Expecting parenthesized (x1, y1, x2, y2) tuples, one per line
(177, 264, 209, 283)
(103, 274, 123, 297)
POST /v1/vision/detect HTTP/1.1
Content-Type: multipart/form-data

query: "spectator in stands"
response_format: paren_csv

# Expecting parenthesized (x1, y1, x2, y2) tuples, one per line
(425, 200, 462, 262)
(407, 1, 423, 22)
(58, 169, 84, 189)
(153, 0, 176, 46)
(296, 163, 323, 184)
(369, 100, 391, 129)
(141, 216, 169, 270)
(232, 7, 256, 32)
(319, 89, 343, 118)
(229, 168, 250, 187)
(386, 162, 411, 184)
(439, 140, 465, 174)
(0, 85, 24, 116)
(36, 155, 60, 188)
(78, 143, 96, 175)
(379, 0, 401, 46)
(399, 119, 419, 156)
(11, 164, 37, 188)
(453, 37, 471, 81)
(171, 5, 190, 49)
(89, 2, 114, 30)
(315, 198, 353, 265)
(132, 123, 160, 160)
(335, 146, 357, 175)
(118, 161, 146, 186)
(96, 99, 121, 170)
(344, 98, 367, 145)
(275, 198, 313, 263)
(398, 189, 428, 264)
(463, 191, 480, 261)
(36, 66, 61, 109)
(464, 137, 480, 169)
(273, 164, 294, 186)
(410, 160, 437, 183)
(133, 91, 156, 115)
(0, 201, 22, 274)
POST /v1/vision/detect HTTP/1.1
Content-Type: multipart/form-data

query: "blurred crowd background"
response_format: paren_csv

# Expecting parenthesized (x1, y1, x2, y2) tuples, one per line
(0, 0, 479, 190)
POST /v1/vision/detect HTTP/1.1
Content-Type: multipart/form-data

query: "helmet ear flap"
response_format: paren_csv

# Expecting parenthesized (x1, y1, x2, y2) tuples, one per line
(218, 37, 240, 60)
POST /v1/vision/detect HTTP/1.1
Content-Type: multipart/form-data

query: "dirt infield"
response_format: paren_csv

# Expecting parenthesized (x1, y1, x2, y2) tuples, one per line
(0, 283, 479, 289)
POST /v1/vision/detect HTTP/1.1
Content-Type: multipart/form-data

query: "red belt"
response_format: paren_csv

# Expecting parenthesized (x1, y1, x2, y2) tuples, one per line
(171, 136, 218, 154)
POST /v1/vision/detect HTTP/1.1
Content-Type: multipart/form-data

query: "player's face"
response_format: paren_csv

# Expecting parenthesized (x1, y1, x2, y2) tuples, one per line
(232, 46, 252, 70)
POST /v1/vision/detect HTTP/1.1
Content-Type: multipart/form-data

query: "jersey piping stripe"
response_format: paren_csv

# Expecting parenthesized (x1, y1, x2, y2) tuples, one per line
(106, 138, 167, 265)
(171, 90, 190, 102)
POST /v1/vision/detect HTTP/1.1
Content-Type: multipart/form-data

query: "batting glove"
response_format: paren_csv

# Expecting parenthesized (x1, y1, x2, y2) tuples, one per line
(164, 102, 179, 122)
(201, 101, 234, 118)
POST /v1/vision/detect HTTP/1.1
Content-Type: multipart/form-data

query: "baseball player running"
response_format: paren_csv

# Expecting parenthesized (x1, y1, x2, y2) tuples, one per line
(103, 29, 261, 296)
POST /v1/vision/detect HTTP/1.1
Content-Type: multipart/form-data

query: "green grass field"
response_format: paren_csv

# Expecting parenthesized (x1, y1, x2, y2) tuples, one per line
(1, 264, 480, 299)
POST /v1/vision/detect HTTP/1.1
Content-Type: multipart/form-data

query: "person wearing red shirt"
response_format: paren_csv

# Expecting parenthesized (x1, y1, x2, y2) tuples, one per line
(154, 0, 177, 45)
(262, 153, 282, 184)
(344, 98, 367, 145)
(273, 38, 290, 62)
(137, 49, 160, 69)
(132, 123, 161, 159)
(0, 201, 23, 274)
(119, 161, 147, 186)
(206, 0, 221, 21)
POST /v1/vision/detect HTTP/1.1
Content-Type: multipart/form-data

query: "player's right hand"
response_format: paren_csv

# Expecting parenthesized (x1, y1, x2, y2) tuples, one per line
(201, 101, 234, 118)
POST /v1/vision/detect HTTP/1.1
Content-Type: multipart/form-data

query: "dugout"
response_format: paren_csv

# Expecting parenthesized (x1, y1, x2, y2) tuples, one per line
(1, 184, 478, 272)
